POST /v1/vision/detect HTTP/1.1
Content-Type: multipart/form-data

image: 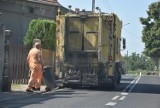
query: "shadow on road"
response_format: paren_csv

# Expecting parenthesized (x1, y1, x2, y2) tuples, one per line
(121, 78, 135, 81)
(75, 76, 160, 95)
(2, 76, 160, 107)
(129, 83, 160, 94)
(122, 76, 160, 94)
(0, 89, 87, 108)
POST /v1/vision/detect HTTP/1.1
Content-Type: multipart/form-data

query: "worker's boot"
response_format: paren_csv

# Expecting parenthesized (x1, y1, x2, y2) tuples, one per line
(26, 88, 33, 92)
(32, 87, 40, 91)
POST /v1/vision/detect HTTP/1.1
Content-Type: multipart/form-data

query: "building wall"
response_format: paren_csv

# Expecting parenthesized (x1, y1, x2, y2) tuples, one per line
(0, 0, 68, 44)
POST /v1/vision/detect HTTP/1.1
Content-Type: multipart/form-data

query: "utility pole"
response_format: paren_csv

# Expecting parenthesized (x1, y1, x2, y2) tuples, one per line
(92, 0, 95, 12)
(126, 50, 128, 74)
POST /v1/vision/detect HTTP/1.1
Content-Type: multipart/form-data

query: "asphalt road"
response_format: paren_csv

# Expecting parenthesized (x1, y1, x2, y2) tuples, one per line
(1, 75, 160, 108)
(113, 75, 160, 108)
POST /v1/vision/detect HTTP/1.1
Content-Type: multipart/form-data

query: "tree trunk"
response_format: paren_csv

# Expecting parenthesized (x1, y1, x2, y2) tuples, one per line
(152, 57, 159, 71)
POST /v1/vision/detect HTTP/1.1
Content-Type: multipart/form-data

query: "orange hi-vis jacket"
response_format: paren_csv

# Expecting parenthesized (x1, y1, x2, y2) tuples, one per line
(27, 48, 43, 89)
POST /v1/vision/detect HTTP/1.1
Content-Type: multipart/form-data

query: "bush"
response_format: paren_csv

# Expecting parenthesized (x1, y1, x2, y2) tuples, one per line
(23, 19, 56, 50)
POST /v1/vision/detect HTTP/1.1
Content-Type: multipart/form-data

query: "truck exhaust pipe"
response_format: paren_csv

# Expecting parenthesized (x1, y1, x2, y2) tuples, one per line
(92, 0, 95, 12)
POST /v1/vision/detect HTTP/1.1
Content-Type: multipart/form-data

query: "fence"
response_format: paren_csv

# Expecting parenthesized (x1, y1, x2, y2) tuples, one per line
(8, 44, 55, 84)
(0, 24, 5, 91)
(9, 44, 29, 84)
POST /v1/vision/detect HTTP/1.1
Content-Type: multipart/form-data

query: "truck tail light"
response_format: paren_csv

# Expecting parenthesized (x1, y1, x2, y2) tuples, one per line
(108, 56, 112, 61)
(56, 20, 60, 25)
(107, 15, 113, 21)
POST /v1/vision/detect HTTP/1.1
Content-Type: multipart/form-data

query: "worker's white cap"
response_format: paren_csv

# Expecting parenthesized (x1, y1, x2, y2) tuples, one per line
(35, 42, 41, 46)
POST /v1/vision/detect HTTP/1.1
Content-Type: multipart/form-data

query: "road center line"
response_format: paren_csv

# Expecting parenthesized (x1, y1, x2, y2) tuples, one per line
(128, 77, 141, 92)
(123, 77, 138, 92)
(121, 92, 128, 96)
(119, 96, 126, 100)
(105, 75, 141, 107)
(105, 102, 117, 106)
(112, 95, 120, 100)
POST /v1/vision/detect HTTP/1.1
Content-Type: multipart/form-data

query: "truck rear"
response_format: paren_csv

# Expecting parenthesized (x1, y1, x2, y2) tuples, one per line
(56, 11, 125, 89)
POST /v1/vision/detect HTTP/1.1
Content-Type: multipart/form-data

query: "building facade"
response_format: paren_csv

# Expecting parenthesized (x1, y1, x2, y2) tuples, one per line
(0, 0, 68, 44)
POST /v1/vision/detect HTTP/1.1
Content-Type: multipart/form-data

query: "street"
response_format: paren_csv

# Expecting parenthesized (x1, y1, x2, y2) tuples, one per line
(1, 75, 160, 108)
(0, 1, 159, 108)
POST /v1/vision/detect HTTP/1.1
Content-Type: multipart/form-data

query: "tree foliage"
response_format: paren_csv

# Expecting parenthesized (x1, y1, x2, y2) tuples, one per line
(23, 19, 56, 50)
(124, 52, 154, 71)
(140, 2, 160, 57)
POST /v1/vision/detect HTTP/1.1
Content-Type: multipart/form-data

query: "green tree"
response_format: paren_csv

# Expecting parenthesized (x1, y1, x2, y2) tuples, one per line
(23, 19, 56, 50)
(124, 52, 154, 71)
(146, 57, 154, 71)
(140, 2, 160, 70)
(128, 53, 138, 71)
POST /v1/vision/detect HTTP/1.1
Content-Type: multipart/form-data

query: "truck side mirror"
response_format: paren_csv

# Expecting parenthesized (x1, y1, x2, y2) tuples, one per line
(122, 38, 126, 49)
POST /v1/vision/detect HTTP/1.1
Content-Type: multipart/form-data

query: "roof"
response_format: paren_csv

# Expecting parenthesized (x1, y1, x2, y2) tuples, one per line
(26, 0, 61, 6)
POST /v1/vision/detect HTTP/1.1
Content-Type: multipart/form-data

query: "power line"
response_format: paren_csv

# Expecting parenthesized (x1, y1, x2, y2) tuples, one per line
(123, 28, 141, 39)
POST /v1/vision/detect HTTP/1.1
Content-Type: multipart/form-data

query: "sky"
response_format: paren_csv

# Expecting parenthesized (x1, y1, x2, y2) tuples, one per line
(58, 0, 158, 56)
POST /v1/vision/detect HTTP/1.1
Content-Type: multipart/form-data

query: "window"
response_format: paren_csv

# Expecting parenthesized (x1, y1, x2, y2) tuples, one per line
(28, 7, 34, 14)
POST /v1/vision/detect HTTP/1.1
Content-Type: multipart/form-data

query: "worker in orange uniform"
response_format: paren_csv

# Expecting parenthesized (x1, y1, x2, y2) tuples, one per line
(26, 42, 43, 92)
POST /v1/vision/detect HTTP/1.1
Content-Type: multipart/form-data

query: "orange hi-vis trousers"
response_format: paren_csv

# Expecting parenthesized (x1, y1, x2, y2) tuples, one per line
(27, 63, 43, 89)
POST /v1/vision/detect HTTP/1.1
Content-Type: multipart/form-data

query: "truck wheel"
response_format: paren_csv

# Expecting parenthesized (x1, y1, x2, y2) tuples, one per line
(117, 75, 121, 84)
(63, 82, 70, 88)
(109, 78, 117, 89)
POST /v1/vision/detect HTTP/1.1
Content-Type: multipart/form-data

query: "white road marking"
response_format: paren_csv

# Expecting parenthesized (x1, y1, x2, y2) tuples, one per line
(112, 95, 120, 100)
(121, 92, 128, 96)
(105, 102, 117, 106)
(104, 75, 141, 107)
(135, 77, 141, 84)
(122, 77, 138, 92)
(57, 89, 64, 91)
(119, 96, 126, 100)
(128, 77, 141, 92)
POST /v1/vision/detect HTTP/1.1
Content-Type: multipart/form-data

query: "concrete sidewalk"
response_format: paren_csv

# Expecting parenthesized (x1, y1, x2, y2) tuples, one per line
(0, 84, 46, 104)
(0, 80, 63, 103)
(11, 84, 46, 91)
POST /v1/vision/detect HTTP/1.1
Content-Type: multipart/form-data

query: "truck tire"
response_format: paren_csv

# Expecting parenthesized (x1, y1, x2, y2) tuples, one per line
(109, 78, 117, 89)
(117, 75, 121, 84)
(63, 82, 70, 88)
